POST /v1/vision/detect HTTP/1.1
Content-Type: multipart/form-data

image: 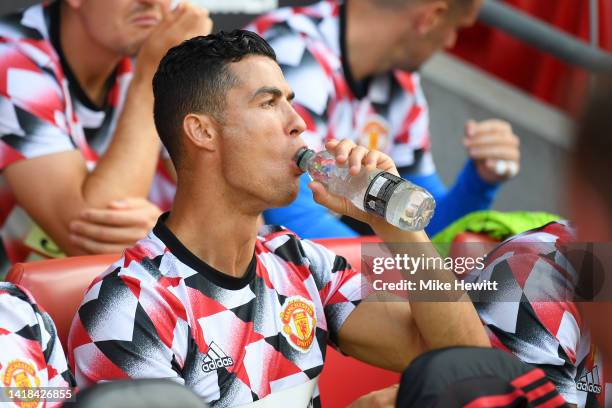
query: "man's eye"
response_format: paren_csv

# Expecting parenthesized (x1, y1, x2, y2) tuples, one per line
(262, 100, 275, 107)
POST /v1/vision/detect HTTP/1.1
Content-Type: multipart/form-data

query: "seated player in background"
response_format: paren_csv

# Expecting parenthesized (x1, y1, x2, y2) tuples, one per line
(68, 30, 489, 407)
(0, 0, 212, 274)
(351, 74, 612, 407)
(0, 282, 75, 407)
(249, 0, 521, 238)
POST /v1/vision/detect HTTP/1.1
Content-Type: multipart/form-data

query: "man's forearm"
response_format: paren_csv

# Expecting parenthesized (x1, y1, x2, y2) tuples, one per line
(372, 222, 490, 349)
(82, 65, 161, 207)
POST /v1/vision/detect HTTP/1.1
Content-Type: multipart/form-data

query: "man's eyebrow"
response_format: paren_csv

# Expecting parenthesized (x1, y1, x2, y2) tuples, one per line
(250, 86, 295, 101)
(251, 86, 282, 101)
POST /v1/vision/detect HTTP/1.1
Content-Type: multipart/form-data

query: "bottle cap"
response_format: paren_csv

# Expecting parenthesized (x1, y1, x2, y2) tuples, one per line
(294, 147, 315, 172)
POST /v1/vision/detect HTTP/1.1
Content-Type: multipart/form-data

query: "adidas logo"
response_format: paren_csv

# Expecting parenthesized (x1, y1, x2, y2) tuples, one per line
(202, 342, 234, 373)
(576, 366, 602, 394)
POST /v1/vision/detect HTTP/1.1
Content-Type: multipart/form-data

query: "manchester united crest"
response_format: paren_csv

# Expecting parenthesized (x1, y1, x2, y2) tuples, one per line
(280, 296, 316, 353)
(357, 114, 390, 152)
(2, 359, 41, 408)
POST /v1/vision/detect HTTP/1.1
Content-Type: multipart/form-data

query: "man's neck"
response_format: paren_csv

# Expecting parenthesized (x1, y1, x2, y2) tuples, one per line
(345, 1, 389, 81)
(165, 178, 261, 279)
(59, 2, 123, 107)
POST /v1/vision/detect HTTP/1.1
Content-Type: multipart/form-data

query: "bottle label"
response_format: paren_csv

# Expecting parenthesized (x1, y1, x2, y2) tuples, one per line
(363, 172, 403, 218)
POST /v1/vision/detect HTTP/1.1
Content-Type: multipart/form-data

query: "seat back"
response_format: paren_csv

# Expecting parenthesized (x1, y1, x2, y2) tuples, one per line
(6, 254, 119, 348)
(315, 236, 380, 269)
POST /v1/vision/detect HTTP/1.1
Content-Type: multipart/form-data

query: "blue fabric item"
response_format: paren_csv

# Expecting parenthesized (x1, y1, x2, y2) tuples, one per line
(264, 161, 500, 238)
(403, 160, 501, 236)
(263, 173, 358, 238)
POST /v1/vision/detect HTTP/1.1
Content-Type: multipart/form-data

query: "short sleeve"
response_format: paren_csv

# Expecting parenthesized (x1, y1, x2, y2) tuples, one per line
(68, 265, 188, 388)
(469, 251, 582, 405)
(0, 282, 75, 404)
(0, 42, 74, 170)
(300, 239, 368, 347)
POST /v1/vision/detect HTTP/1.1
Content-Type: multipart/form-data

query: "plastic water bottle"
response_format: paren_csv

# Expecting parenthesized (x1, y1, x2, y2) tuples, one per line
(294, 147, 435, 231)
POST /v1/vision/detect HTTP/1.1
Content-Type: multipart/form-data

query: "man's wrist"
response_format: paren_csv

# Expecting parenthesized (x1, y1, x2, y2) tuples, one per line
(370, 217, 430, 243)
(464, 160, 501, 194)
(124, 66, 156, 110)
(132, 61, 157, 88)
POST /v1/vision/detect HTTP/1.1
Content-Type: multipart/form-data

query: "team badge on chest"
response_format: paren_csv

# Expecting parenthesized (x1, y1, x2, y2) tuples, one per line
(2, 359, 41, 408)
(280, 296, 316, 353)
(357, 114, 390, 152)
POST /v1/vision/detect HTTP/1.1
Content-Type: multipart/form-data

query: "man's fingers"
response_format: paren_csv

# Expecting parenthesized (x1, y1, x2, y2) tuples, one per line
(333, 139, 357, 164)
(309, 181, 341, 212)
(465, 119, 521, 182)
(369, 151, 398, 175)
(348, 146, 369, 175)
(468, 146, 520, 161)
(324, 139, 396, 175)
(69, 220, 147, 244)
(464, 119, 477, 137)
(160, 0, 188, 26)
(325, 139, 341, 150)
(464, 133, 520, 149)
(80, 208, 152, 227)
(176, 4, 213, 35)
(108, 197, 152, 210)
(69, 233, 129, 255)
(309, 181, 368, 223)
(156, 4, 212, 44)
(466, 119, 512, 136)
(477, 159, 520, 180)
(364, 150, 381, 171)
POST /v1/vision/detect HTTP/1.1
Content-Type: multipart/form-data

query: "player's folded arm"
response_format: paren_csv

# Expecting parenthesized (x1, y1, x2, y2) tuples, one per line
(4, 149, 95, 256)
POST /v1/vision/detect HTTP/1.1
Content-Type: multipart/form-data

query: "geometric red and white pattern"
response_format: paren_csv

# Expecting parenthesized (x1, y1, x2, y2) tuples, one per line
(68, 215, 366, 407)
(0, 282, 75, 407)
(466, 221, 609, 407)
(0, 3, 175, 271)
(248, 0, 434, 174)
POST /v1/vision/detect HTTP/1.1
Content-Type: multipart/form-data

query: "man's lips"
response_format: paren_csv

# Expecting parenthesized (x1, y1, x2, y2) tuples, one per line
(292, 145, 308, 176)
(130, 15, 160, 26)
(291, 161, 304, 177)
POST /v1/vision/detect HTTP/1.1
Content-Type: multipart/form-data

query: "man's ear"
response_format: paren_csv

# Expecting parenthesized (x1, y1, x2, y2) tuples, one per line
(183, 113, 219, 152)
(413, 0, 449, 36)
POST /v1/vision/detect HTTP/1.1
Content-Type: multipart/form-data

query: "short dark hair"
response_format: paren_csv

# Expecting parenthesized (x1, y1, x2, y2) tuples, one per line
(152, 30, 276, 167)
(573, 73, 612, 211)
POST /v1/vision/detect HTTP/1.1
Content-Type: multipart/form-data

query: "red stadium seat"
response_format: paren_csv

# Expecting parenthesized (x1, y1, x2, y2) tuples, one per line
(314, 235, 380, 269)
(6, 254, 120, 348)
(6, 237, 399, 407)
(449, 231, 500, 261)
(452, 231, 500, 245)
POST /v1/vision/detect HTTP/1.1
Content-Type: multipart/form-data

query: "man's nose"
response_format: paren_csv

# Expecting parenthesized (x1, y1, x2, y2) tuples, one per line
(288, 104, 307, 137)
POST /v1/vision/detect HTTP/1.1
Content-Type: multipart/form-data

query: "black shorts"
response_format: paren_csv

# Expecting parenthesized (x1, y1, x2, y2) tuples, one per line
(396, 347, 569, 407)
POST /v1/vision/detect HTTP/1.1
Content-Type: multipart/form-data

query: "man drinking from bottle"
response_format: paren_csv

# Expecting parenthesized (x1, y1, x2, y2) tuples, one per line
(68, 30, 488, 407)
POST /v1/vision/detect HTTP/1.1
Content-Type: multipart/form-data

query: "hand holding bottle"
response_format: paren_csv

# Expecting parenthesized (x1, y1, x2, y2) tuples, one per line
(300, 139, 435, 231)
